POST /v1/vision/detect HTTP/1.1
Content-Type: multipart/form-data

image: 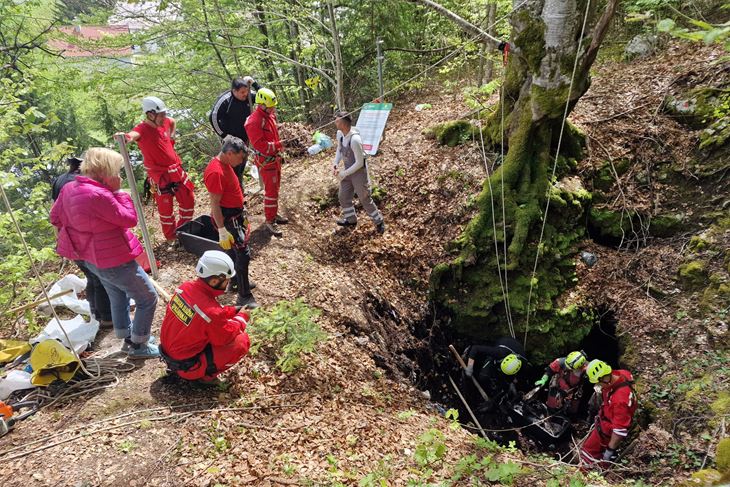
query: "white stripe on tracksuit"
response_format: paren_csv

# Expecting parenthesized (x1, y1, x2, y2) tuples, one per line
(210, 91, 232, 137)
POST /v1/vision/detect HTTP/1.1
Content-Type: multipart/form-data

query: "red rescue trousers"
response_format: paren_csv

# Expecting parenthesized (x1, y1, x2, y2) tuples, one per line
(156, 180, 195, 240)
(580, 426, 610, 468)
(257, 157, 281, 223)
(177, 333, 250, 381)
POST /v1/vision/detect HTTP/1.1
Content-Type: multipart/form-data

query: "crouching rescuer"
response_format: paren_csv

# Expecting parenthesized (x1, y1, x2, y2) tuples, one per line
(159, 251, 251, 382)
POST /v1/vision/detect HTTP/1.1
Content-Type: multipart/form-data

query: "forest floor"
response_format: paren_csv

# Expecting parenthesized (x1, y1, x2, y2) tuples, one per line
(1, 40, 728, 486)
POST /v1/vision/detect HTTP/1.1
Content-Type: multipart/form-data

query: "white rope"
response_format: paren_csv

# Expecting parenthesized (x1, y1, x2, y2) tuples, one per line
(499, 62, 515, 335)
(0, 182, 100, 379)
(523, 0, 594, 349)
(477, 111, 515, 339)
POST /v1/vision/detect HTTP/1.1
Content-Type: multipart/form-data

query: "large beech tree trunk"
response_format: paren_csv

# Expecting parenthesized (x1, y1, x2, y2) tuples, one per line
(420, 0, 618, 357)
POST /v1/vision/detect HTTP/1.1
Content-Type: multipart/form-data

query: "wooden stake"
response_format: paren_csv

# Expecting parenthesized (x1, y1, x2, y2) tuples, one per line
(6, 289, 74, 315)
(448, 374, 487, 438)
(448, 344, 490, 402)
(148, 278, 172, 302)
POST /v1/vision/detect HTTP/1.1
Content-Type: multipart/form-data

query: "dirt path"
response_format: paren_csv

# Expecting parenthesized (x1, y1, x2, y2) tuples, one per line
(0, 90, 484, 486)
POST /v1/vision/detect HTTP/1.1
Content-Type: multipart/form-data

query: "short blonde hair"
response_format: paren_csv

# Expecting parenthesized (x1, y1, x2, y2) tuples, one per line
(81, 148, 124, 182)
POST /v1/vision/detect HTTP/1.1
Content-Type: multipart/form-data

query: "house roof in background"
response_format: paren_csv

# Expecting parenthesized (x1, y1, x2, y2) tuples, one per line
(48, 25, 132, 58)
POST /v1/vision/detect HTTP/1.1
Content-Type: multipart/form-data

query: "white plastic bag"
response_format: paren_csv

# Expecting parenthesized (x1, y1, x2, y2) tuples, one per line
(31, 314, 99, 354)
(0, 370, 34, 400)
(43, 274, 90, 316)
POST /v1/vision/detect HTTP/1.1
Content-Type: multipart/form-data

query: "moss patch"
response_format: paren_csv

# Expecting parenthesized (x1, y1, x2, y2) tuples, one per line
(711, 391, 730, 416)
(678, 260, 708, 290)
(651, 213, 686, 237)
(424, 120, 475, 147)
(717, 437, 730, 474)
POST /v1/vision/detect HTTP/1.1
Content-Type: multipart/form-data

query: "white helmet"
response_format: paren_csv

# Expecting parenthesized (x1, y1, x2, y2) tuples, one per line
(141, 96, 167, 114)
(196, 250, 236, 279)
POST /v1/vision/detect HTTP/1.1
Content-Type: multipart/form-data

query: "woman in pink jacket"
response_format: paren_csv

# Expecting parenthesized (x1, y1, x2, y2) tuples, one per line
(50, 148, 159, 358)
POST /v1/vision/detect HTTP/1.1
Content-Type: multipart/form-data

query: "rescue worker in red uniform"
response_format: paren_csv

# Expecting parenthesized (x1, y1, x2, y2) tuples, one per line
(159, 251, 251, 382)
(121, 96, 195, 242)
(580, 360, 637, 468)
(244, 87, 288, 237)
(204, 136, 257, 308)
(534, 350, 588, 415)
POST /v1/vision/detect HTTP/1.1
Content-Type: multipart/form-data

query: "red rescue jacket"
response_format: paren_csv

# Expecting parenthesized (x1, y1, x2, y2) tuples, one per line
(548, 357, 584, 391)
(244, 105, 282, 163)
(160, 278, 250, 360)
(597, 370, 637, 439)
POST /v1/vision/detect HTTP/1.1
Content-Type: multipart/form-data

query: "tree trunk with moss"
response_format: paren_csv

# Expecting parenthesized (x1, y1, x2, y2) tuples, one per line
(426, 0, 617, 359)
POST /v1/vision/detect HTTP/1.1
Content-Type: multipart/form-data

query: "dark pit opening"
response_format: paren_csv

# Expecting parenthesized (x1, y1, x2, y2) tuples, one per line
(409, 306, 622, 452)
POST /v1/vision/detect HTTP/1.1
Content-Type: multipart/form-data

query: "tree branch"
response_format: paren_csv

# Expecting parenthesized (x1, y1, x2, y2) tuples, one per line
(581, 0, 620, 74)
(409, 0, 501, 48)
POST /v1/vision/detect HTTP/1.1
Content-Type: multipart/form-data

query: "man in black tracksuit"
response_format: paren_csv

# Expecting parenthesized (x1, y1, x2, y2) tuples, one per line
(209, 76, 262, 188)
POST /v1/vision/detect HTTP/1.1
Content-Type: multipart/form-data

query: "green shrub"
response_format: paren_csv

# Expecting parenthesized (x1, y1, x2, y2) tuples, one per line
(249, 299, 327, 373)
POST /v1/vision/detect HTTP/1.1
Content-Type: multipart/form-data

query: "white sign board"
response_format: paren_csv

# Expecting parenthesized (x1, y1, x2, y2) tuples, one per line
(356, 103, 393, 155)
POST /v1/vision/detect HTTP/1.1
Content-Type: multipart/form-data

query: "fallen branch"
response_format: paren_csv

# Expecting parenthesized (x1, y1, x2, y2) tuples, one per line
(5, 288, 73, 314)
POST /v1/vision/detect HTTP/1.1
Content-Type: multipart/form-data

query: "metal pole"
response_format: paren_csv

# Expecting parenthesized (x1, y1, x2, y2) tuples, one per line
(376, 37, 384, 102)
(113, 134, 160, 280)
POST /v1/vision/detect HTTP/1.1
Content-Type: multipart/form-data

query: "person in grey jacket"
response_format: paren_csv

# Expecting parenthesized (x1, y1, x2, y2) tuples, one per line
(332, 111, 385, 234)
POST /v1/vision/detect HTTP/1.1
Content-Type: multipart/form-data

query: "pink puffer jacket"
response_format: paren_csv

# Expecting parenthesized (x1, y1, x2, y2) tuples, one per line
(50, 176, 143, 269)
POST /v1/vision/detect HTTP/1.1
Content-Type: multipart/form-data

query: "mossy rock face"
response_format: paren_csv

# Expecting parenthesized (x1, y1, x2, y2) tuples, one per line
(717, 437, 730, 473)
(432, 175, 594, 362)
(678, 260, 709, 290)
(424, 120, 475, 147)
(689, 235, 710, 252)
(650, 213, 686, 237)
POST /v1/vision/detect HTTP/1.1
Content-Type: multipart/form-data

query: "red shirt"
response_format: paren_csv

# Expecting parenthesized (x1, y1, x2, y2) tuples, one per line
(133, 118, 183, 184)
(203, 156, 244, 208)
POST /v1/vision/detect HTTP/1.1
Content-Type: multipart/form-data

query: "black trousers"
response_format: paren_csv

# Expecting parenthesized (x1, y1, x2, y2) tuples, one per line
(221, 206, 251, 298)
(76, 260, 112, 321)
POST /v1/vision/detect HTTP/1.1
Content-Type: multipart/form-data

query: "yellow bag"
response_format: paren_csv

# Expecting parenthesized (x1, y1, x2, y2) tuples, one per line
(29, 340, 80, 386)
(0, 339, 31, 364)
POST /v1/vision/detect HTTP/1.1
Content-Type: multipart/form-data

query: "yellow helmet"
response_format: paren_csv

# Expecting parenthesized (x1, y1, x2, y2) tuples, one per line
(586, 359, 612, 384)
(255, 87, 277, 108)
(566, 350, 587, 370)
(500, 354, 522, 375)
(29, 340, 80, 386)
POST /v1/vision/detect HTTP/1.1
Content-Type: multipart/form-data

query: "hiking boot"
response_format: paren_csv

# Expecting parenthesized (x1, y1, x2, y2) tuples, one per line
(237, 293, 259, 309)
(126, 341, 160, 359)
(376, 221, 386, 235)
(336, 219, 356, 227)
(274, 214, 289, 224)
(266, 221, 283, 237)
(122, 336, 157, 354)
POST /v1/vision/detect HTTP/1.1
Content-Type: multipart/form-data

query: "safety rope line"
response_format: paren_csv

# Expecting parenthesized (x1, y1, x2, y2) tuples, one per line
(0, 182, 100, 379)
(279, 0, 531, 146)
(499, 53, 515, 335)
(477, 111, 515, 339)
(523, 0, 593, 349)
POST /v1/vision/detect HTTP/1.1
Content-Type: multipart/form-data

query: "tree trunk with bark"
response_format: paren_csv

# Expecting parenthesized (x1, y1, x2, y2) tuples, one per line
(327, 0, 346, 111)
(426, 0, 618, 358)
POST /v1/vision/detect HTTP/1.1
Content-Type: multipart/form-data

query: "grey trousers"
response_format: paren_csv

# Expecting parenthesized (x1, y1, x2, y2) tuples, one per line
(339, 169, 383, 225)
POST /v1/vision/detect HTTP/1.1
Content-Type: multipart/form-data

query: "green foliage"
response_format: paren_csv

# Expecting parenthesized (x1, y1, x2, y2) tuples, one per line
(414, 428, 447, 467)
(249, 299, 327, 373)
(657, 18, 730, 50)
